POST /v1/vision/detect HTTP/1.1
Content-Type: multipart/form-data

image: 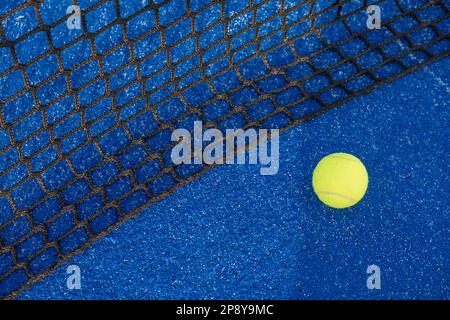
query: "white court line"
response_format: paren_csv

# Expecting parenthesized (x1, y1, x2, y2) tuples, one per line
(422, 66, 450, 93)
(396, 39, 450, 93)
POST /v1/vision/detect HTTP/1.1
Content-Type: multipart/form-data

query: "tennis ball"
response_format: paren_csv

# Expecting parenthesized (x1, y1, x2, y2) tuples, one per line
(312, 153, 368, 209)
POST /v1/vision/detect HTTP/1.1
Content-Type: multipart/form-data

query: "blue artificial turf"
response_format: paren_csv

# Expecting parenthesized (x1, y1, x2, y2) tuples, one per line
(0, 0, 448, 299)
(18, 57, 450, 299)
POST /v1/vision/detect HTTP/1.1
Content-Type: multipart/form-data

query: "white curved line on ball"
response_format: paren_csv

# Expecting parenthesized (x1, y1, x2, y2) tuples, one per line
(316, 191, 356, 204)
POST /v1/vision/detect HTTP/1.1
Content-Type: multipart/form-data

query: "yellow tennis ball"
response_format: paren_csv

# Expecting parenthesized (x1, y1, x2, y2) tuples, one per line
(312, 153, 368, 209)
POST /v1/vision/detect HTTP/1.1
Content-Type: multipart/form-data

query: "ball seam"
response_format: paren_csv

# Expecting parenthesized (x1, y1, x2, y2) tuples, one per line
(316, 191, 357, 204)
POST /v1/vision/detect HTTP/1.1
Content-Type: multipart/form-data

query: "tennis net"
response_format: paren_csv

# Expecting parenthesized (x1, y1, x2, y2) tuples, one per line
(0, 0, 448, 298)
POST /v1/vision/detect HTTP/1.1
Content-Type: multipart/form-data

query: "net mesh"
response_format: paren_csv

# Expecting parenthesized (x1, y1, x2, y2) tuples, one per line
(0, 0, 448, 298)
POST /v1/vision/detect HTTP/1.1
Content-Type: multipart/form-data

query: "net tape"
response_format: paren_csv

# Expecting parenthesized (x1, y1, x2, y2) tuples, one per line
(0, 0, 448, 298)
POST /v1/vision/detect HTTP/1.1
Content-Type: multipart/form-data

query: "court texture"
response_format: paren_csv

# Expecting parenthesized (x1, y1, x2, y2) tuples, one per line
(0, 0, 448, 299)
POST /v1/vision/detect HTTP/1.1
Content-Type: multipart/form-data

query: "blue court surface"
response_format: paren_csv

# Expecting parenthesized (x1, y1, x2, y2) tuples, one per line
(0, 0, 449, 300)
(18, 57, 450, 300)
